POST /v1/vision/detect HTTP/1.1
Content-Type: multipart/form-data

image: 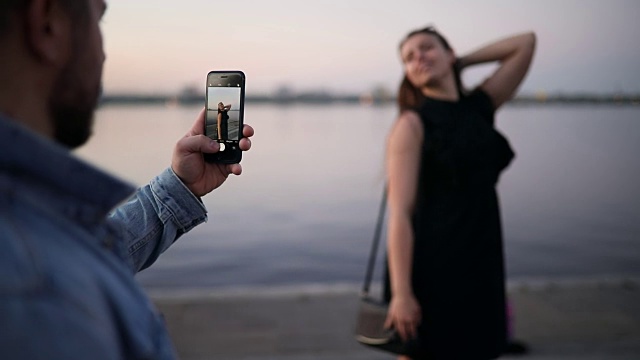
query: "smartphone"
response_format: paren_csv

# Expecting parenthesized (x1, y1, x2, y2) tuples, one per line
(204, 70, 246, 163)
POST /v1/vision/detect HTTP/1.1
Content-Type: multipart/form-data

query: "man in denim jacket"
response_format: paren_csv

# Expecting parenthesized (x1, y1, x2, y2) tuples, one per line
(0, 0, 254, 358)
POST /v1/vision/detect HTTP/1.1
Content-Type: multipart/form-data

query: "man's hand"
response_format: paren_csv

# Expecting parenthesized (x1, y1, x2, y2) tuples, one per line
(171, 108, 254, 197)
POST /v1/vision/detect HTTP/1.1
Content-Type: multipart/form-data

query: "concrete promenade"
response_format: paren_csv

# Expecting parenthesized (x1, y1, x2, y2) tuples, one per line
(150, 277, 640, 360)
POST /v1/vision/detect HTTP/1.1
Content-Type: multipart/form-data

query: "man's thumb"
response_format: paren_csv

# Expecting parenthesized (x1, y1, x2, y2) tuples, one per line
(178, 135, 218, 154)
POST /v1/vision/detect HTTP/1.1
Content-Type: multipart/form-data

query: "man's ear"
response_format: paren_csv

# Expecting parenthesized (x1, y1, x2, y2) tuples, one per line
(24, 0, 72, 65)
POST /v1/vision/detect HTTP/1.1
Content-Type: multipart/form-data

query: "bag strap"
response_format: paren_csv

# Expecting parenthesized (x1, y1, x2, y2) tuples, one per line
(361, 185, 387, 297)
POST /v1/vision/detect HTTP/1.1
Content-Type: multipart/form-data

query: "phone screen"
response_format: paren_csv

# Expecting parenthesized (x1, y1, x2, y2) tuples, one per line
(205, 71, 245, 163)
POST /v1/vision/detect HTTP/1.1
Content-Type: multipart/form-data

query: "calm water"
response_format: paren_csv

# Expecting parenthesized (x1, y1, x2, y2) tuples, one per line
(76, 103, 640, 290)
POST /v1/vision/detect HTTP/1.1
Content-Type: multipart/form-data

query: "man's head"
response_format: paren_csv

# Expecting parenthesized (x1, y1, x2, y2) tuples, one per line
(0, 0, 107, 148)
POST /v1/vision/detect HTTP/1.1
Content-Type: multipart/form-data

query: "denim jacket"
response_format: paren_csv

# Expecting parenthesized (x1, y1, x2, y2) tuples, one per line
(0, 114, 208, 359)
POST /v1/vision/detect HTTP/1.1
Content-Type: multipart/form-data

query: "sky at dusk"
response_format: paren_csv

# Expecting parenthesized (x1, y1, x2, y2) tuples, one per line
(101, 0, 640, 96)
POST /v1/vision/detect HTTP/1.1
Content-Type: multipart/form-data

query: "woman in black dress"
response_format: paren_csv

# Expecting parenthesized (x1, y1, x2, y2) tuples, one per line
(217, 102, 231, 141)
(383, 27, 536, 359)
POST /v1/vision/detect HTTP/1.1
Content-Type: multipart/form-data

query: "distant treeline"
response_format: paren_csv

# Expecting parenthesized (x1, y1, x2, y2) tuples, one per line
(99, 93, 640, 106)
(511, 94, 640, 105)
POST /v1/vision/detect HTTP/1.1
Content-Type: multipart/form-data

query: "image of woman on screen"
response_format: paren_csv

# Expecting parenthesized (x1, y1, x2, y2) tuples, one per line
(217, 102, 231, 140)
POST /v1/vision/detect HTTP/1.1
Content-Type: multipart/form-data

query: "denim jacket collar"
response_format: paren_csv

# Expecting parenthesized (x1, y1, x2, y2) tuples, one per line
(0, 113, 135, 226)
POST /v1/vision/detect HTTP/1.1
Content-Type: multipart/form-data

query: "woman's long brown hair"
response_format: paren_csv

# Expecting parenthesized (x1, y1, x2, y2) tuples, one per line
(397, 26, 464, 112)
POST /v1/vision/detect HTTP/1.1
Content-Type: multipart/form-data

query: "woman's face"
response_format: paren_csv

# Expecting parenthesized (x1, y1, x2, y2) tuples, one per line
(400, 33, 455, 89)
(218, 102, 224, 110)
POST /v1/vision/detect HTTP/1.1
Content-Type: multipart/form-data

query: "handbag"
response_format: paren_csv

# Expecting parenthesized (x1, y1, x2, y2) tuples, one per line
(354, 187, 423, 357)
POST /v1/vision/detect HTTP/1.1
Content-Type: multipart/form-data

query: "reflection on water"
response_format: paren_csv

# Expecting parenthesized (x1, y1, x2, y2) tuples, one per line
(76, 104, 640, 290)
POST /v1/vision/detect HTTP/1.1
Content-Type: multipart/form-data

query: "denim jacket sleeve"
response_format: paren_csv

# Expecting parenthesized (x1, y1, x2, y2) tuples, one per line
(107, 168, 208, 272)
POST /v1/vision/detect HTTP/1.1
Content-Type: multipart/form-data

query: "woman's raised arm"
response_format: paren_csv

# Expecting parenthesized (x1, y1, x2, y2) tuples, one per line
(459, 32, 536, 109)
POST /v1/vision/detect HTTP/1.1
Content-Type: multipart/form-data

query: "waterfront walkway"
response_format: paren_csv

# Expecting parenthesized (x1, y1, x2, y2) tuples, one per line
(151, 277, 640, 360)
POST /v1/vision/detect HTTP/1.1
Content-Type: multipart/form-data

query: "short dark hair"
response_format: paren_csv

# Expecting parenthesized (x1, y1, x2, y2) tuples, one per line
(0, 0, 88, 37)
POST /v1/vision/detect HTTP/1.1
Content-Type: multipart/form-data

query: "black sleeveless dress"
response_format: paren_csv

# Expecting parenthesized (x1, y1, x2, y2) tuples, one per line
(218, 109, 229, 140)
(384, 89, 514, 359)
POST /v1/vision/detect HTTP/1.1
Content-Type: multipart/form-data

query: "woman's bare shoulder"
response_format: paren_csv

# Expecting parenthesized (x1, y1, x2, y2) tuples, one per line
(393, 110, 422, 135)
(388, 110, 423, 149)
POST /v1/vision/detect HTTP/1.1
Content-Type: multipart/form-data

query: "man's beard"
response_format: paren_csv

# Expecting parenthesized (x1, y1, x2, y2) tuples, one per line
(49, 55, 101, 149)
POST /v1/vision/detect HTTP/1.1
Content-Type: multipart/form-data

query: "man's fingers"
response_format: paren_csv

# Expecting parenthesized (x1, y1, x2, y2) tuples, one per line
(178, 134, 219, 154)
(227, 163, 242, 175)
(242, 124, 254, 138)
(238, 124, 254, 150)
(239, 137, 252, 151)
